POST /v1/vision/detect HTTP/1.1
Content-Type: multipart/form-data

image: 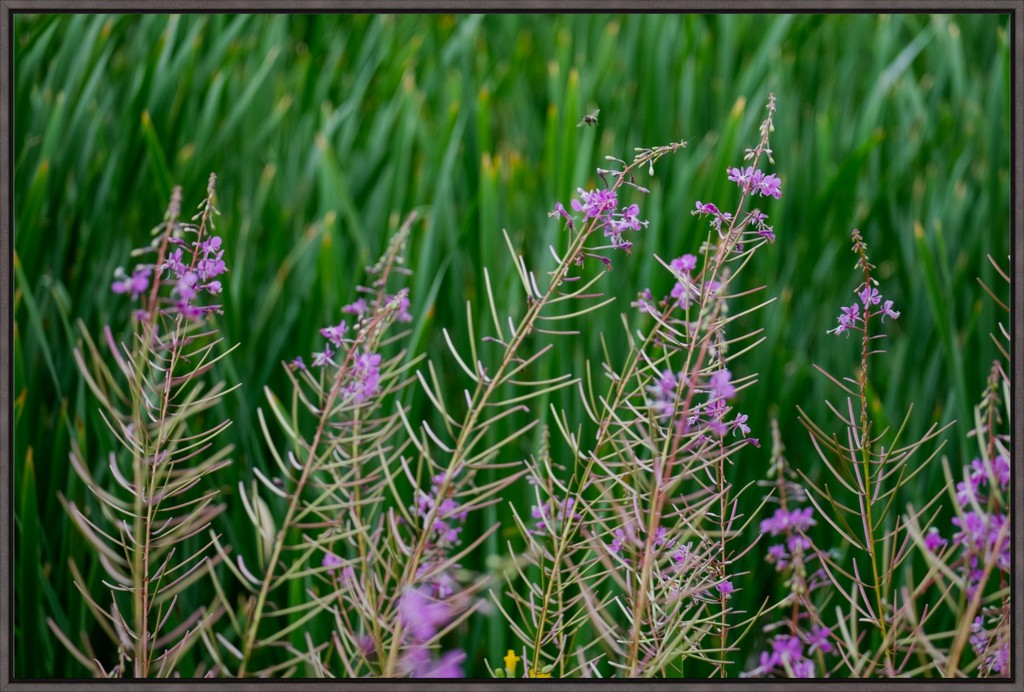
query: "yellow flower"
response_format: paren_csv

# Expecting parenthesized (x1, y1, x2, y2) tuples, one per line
(528, 669, 553, 678)
(503, 649, 520, 677)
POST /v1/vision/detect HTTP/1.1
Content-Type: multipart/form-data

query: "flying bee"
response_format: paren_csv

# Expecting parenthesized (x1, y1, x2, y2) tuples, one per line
(577, 108, 600, 127)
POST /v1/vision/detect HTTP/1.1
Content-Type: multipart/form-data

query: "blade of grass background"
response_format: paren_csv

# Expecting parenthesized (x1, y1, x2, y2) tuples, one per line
(13, 255, 60, 392)
(16, 451, 52, 677)
(140, 110, 174, 203)
(915, 221, 970, 462)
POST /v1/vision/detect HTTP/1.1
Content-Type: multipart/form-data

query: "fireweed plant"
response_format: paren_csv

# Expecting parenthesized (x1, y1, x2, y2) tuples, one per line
(779, 232, 1011, 678)
(51, 94, 1012, 680)
(51, 175, 236, 677)
(212, 213, 496, 678)
(490, 95, 783, 678)
(790, 229, 949, 677)
(743, 418, 835, 679)
(904, 256, 1011, 678)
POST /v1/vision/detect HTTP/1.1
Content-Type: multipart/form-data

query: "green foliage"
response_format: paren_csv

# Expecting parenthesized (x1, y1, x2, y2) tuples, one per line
(13, 13, 1009, 678)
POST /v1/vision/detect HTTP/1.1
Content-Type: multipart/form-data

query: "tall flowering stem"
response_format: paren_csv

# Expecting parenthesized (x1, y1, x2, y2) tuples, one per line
(233, 215, 422, 677)
(746, 419, 834, 678)
(53, 175, 235, 677)
(798, 228, 951, 676)
(852, 230, 893, 667)
(618, 94, 780, 677)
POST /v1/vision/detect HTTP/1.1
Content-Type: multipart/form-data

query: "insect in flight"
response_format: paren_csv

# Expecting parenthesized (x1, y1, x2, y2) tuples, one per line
(577, 108, 600, 127)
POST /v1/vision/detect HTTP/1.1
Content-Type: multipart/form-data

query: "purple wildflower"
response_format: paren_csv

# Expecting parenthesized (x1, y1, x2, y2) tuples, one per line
(558, 186, 648, 252)
(647, 369, 683, 418)
(320, 321, 348, 347)
(693, 200, 720, 215)
(345, 351, 382, 402)
(175, 300, 205, 321)
(394, 292, 413, 322)
(786, 533, 811, 553)
(416, 567, 458, 601)
(671, 254, 698, 273)
(671, 279, 695, 310)
(196, 256, 226, 281)
(772, 635, 804, 664)
(141, 231, 231, 318)
(401, 647, 466, 679)
(571, 187, 618, 219)
(608, 527, 628, 555)
(111, 266, 152, 300)
(732, 413, 751, 436)
(707, 414, 729, 437)
(605, 202, 647, 249)
(981, 632, 1009, 676)
(727, 166, 756, 189)
(671, 544, 692, 567)
(766, 544, 790, 571)
(969, 617, 988, 655)
(342, 298, 368, 317)
(840, 302, 860, 324)
(792, 660, 815, 678)
(727, 167, 783, 198)
(530, 496, 581, 536)
(989, 646, 1009, 675)
(956, 475, 981, 507)
(746, 209, 777, 242)
(880, 299, 901, 321)
(858, 286, 881, 307)
(162, 247, 188, 278)
(414, 473, 468, 546)
(757, 173, 783, 199)
(618, 203, 643, 231)
(631, 287, 655, 312)
(197, 235, 222, 256)
(924, 527, 948, 552)
(711, 211, 732, 234)
(828, 303, 861, 336)
(414, 650, 466, 678)
(806, 625, 834, 655)
(952, 509, 1008, 574)
(322, 551, 343, 575)
(993, 454, 1010, 488)
(175, 271, 199, 301)
(311, 344, 335, 368)
(548, 201, 574, 231)
(760, 507, 816, 536)
(398, 588, 451, 642)
(709, 369, 736, 400)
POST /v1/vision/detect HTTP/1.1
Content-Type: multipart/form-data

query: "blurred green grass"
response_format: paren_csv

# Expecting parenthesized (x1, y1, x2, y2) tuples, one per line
(13, 13, 1009, 678)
